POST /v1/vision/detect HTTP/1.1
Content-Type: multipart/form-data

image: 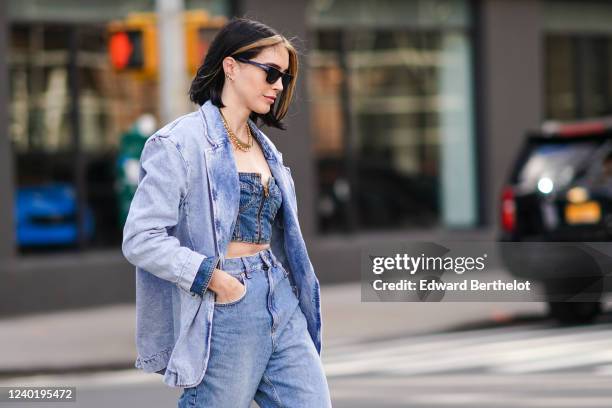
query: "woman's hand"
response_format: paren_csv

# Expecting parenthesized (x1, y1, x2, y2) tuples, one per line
(208, 268, 246, 303)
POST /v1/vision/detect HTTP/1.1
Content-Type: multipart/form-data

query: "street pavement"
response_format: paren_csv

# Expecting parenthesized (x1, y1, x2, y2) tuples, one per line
(0, 280, 546, 376)
(2, 281, 612, 407)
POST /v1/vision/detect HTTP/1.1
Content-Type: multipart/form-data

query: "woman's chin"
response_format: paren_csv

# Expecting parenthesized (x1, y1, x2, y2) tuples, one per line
(250, 102, 272, 115)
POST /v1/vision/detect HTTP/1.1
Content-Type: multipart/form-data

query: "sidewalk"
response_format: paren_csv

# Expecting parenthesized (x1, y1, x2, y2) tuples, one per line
(0, 282, 546, 377)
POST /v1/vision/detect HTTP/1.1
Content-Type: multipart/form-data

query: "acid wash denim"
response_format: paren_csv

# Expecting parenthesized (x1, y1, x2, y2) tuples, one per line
(122, 100, 322, 389)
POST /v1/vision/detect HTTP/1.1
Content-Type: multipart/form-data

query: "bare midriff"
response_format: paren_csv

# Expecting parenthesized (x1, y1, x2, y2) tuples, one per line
(225, 242, 270, 259)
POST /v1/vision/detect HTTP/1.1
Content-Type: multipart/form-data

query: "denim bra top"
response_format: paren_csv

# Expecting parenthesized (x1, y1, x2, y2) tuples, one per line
(230, 172, 283, 244)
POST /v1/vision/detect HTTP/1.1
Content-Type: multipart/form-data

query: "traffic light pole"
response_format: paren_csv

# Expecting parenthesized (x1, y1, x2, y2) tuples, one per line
(156, 0, 189, 123)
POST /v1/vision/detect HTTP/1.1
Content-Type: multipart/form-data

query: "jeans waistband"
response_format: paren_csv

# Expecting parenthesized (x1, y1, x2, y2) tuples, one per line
(221, 248, 278, 275)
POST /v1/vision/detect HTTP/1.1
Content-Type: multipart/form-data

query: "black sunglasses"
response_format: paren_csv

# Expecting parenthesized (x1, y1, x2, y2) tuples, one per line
(235, 57, 293, 88)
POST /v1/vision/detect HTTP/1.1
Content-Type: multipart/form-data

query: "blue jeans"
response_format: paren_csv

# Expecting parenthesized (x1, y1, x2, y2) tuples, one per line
(177, 248, 332, 407)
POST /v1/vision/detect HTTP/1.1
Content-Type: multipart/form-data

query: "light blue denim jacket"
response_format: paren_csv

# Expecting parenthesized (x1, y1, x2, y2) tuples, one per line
(122, 100, 322, 388)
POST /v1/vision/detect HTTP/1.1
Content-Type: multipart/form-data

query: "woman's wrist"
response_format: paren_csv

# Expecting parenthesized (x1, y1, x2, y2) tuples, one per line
(207, 268, 230, 294)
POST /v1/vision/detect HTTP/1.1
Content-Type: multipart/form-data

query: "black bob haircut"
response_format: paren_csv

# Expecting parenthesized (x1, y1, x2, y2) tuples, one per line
(188, 17, 299, 130)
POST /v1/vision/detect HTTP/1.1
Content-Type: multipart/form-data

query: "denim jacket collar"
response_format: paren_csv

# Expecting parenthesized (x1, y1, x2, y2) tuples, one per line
(198, 100, 280, 163)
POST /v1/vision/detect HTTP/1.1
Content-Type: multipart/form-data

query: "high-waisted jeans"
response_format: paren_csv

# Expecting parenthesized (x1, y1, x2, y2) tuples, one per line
(177, 248, 332, 408)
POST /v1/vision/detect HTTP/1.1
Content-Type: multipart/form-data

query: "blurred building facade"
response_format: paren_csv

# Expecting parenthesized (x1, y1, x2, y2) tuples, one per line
(1, 0, 612, 315)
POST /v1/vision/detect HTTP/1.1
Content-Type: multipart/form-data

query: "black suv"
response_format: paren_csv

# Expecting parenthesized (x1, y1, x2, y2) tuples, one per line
(499, 117, 612, 324)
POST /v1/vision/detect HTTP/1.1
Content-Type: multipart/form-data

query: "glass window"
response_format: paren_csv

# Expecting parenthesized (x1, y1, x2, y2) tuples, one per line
(308, 0, 477, 234)
(544, 0, 612, 120)
(9, 23, 160, 251)
(545, 35, 612, 120)
(515, 141, 602, 192)
(8, 0, 228, 252)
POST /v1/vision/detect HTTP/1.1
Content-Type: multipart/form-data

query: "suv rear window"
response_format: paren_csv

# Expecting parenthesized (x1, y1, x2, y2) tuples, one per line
(512, 139, 604, 192)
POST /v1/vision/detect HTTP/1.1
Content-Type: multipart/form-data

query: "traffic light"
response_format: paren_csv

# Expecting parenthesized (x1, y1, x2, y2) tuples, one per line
(108, 13, 158, 79)
(184, 10, 227, 75)
(109, 31, 143, 69)
(107, 11, 226, 78)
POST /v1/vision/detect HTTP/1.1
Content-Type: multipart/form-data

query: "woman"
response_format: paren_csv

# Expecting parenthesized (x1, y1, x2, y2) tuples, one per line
(122, 17, 332, 407)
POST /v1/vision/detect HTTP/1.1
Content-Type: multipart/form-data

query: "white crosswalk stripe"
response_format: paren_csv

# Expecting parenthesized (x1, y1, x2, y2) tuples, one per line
(323, 322, 612, 377)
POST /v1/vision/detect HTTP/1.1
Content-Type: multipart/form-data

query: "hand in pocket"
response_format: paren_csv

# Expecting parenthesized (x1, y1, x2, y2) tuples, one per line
(214, 272, 247, 304)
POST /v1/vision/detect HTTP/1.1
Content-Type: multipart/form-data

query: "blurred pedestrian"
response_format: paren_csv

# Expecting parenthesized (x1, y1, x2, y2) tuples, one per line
(122, 17, 331, 407)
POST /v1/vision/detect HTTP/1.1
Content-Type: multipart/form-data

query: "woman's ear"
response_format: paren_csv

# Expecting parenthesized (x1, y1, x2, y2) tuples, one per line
(222, 56, 238, 81)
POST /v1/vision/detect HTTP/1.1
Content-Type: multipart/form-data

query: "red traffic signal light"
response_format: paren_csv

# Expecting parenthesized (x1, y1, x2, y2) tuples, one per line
(109, 31, 145, 70)
(108, 13, 157, 78)
(108, 11, 226, 78)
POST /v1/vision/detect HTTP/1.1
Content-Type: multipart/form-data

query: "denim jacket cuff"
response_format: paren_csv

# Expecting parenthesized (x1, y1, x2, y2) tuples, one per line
(190, 256, 220, 296)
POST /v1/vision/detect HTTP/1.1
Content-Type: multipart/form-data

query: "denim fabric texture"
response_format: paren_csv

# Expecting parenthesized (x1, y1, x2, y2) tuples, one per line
(230, 172, 282, 244)
(190, 172, 282, 297)
(122, 100, 322, 389)
(178, 248, 331, 407)
(189, 256, 220, 297)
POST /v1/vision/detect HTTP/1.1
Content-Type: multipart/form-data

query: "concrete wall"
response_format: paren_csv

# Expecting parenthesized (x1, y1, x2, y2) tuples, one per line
(480, 0, 543, 231)
(0, 252, 134, 317)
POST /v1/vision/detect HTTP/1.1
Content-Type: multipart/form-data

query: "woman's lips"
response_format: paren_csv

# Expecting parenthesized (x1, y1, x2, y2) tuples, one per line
(264, 96, 276, 103)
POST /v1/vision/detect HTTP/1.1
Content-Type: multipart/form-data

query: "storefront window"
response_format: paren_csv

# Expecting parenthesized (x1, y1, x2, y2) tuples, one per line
(544, 0, 612, 120)
(308, 0, 477, 234)
(9, 23, 158, 251)
(8, 0, 227, 252)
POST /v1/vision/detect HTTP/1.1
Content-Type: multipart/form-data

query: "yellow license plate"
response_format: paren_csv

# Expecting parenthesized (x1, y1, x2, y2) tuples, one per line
(565, 201, 601, 225)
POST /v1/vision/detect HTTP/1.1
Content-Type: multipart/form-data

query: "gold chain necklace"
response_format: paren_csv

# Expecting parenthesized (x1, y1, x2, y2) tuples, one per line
(219, 109, 253, 152)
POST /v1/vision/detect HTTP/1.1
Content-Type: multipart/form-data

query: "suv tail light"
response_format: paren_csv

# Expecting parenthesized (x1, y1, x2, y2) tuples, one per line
(501, 186, 516, 233)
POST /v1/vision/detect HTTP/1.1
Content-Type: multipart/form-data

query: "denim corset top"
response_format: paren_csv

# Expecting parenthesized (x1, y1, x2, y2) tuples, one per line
(230, 172, 283, 244)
